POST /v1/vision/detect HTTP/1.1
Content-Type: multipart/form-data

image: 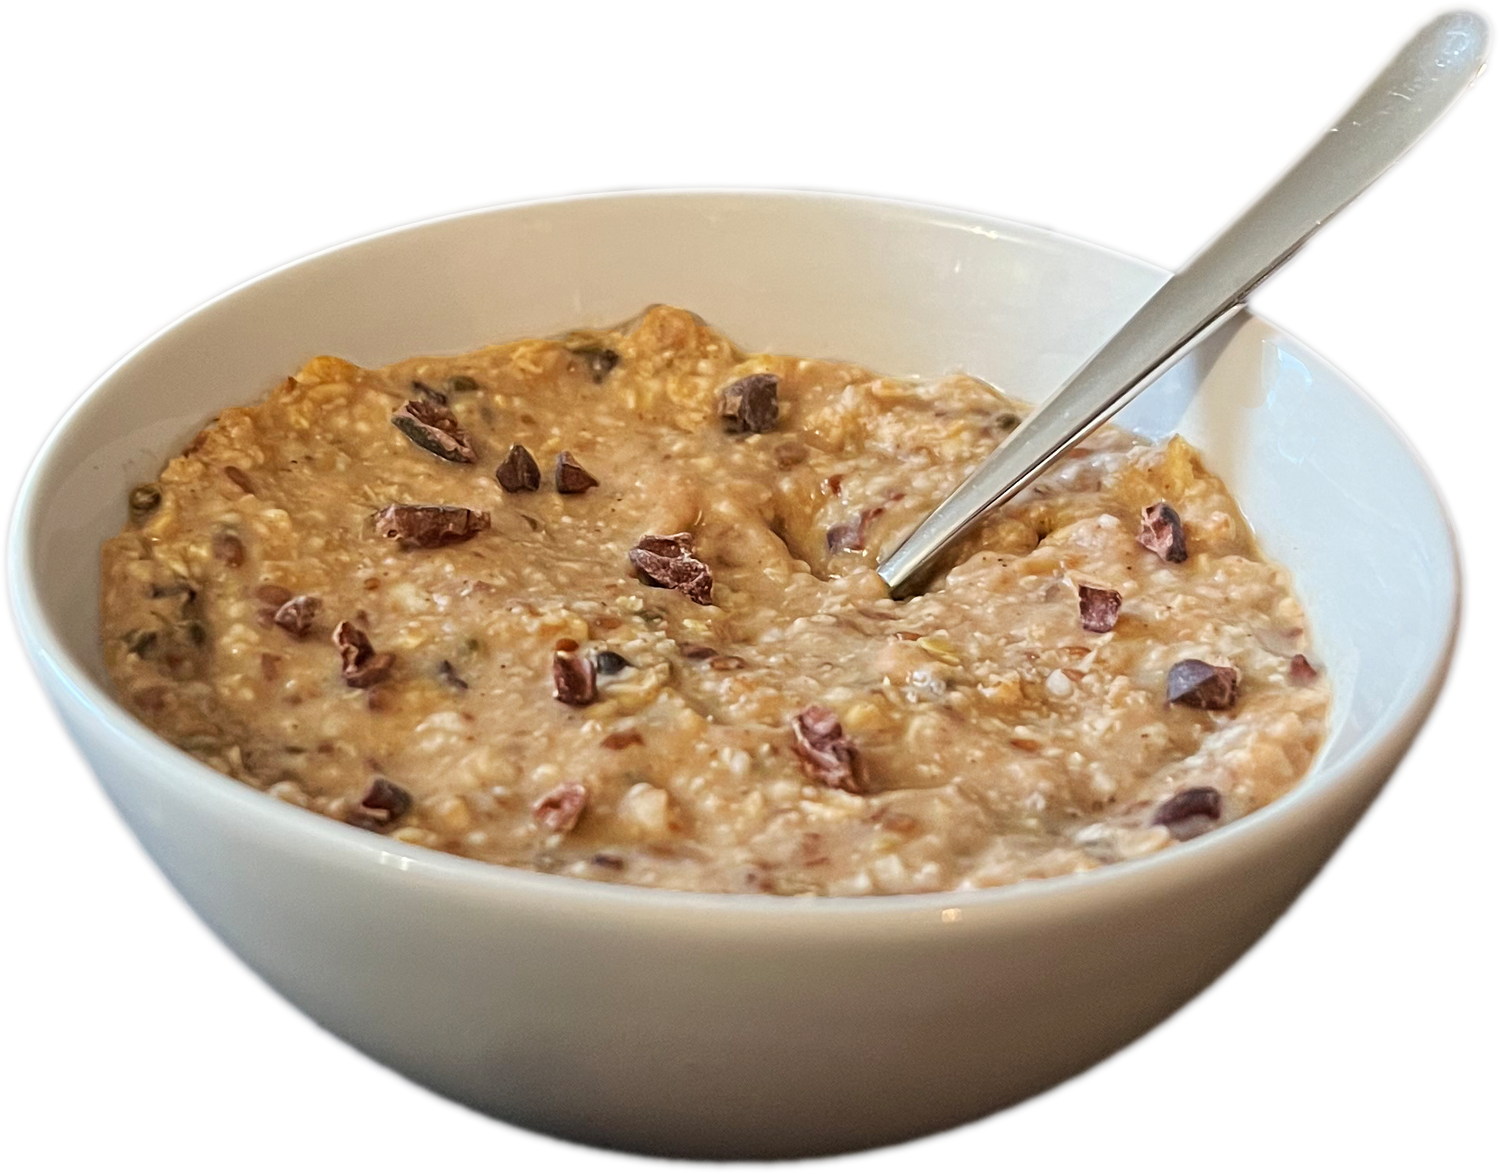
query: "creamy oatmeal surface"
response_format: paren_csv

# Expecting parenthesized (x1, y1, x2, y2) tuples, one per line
(101, 305, 1328, 895)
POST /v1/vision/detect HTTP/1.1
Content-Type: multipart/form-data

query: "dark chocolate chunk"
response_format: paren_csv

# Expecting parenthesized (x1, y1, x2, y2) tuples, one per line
(411, 379, 447, 405)
(552, 648, 597, 706)
(600, 730, 643, 750)
(1138, 502, 1188, 563)
(374, 504, 490, 548)
(791, 705, 869, 794)
(224, 466, 256, 495)
(129, 483, 162, 520)
(391, 399, 476, 463)
(678, 643, 718, 659)
(628, 532, 714, 605)
(333, 620, 395, 688)
(1166, 659, 1239, 709)
(533, 781, 588, 832)
(437, 659, 469, 690)
(346, 777, 413, 832)
(446, 374, 481, 393)
(272, 594, 320, 638)
(1153, 786, 1223, 840)
(1078, 584, 1123, 633)
(213, 532, 246, 567)
(1289, 654, 1319, 684)
(496, 444, 541, 493)
(569, 345, 619, 383)
(718, 372, 780, 434)
(554, 451, 598, 494)
(593, 649, 631, 675)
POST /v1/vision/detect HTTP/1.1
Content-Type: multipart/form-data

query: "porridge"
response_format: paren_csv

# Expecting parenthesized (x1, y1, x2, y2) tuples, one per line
(100, 305, 1328, 895)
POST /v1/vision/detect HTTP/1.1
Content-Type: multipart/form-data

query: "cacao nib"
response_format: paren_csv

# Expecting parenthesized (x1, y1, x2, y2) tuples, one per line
(1138, 502, 1188, 563)
(1166, 659, 1239, 709)
(1077, 584, 1123, 633)
(791, 705, 869, 794)
(718, 372, 780, 434)
(627, 532, 713, 605)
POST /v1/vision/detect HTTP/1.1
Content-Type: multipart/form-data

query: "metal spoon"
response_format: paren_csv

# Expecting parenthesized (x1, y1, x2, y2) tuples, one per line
(878, 10, 1488, 596)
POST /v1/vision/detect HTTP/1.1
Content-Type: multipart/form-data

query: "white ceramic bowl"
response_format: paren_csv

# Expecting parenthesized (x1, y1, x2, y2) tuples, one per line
(10, 191, 1459, 1158)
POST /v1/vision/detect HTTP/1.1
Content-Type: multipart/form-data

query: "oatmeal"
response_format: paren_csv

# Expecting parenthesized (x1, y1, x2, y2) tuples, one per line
(100, 305, 1329, 895)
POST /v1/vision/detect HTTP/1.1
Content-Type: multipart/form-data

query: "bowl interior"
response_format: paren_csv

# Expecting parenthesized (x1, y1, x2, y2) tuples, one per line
(13, 191, 1457, 789)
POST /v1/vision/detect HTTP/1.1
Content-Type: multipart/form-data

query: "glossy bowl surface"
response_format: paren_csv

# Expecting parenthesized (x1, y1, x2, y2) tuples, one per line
(9, 191, 1459, 1158)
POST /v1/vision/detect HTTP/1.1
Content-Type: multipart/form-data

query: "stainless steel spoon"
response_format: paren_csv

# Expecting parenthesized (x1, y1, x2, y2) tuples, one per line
(878, 10, 1488, 596)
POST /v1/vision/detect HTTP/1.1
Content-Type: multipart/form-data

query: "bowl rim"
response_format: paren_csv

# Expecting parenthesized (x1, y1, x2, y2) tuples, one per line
(7, 186, 1464, 921)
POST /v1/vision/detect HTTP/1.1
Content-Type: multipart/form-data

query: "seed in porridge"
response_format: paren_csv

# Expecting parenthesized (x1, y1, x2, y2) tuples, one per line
(592, 852, 626, 870)
(1289, 654, 1319, 683)
(709, 655, 747, 671)
(373, 504, 491, 549)
(272, 594, 320, 638)
(254, 584, 293, 607)
(411, 379, 447, 405)
(534, 781, 588, 832)
(212, 531, 246, 567)
(601, 730, 644, 750)
(391, 399, 476, 463)
(224, 466, 256, 495)
(791, 705, 869, 794)
(1166, 659, 1239, 710)
(1138, 502, 1188, 563)
(128, 483, 162, 520)
(552, 648, 597, 706)
(996, 411, 1022, 431)
(346, 776, 413, 832)
(1077, 584, 1123, 633)
(333, 621, 396, 689)
(446, 374, 481, 393)
(718, 372, 780, 434)
(554, 451, 598, 495)
(628, 533, 713, 605)
(1153, 786, 1223, 839)
(679, 643, 717, 659)
(774, 440, 808, 468)
(593, 649, 631, 675)
(496, 444, 541, 493)
(569, 345, 620, 384)
(437, 659, 469, 690)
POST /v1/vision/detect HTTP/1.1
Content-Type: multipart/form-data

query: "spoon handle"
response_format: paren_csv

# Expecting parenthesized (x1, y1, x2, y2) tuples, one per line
(878, 10, 1488, 596)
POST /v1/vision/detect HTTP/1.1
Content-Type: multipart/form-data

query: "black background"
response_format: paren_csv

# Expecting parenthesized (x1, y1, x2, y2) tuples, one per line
(11, 4, 1482, 1163)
